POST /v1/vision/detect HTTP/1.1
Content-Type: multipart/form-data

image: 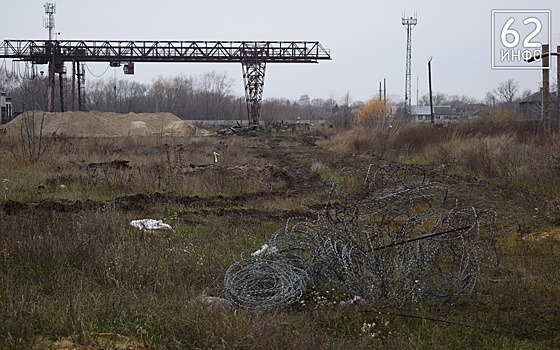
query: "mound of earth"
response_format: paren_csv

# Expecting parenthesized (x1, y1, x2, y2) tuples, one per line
(2, 110, 211, 137)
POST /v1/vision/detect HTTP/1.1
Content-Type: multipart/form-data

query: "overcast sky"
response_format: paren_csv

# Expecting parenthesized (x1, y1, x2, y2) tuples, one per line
(1, 0, 559, 103)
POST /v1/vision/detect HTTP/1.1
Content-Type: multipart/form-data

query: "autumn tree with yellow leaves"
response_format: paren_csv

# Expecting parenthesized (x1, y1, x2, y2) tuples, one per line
(356, 98, 391, 127)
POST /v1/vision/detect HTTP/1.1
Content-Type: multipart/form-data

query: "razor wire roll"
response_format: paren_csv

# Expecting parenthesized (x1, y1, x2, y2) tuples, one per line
(224, 165, 497, 311)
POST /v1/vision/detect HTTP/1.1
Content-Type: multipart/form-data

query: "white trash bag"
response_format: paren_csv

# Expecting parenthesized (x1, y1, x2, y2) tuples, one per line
(130, 219, 173, 231)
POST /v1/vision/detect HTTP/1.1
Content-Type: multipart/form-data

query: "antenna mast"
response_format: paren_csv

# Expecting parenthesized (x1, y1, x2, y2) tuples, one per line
(44, 3, 56, 41)
(402, 13, 417, 119)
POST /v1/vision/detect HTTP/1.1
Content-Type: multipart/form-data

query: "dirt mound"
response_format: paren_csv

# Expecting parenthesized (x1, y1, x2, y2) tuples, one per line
(2, 110, 211, 137)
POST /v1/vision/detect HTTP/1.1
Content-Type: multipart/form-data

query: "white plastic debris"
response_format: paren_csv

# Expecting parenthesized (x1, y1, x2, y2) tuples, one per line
(251, 244, 269, 257)
(251, 243, 278, 257)
(130, 219, 173, 231)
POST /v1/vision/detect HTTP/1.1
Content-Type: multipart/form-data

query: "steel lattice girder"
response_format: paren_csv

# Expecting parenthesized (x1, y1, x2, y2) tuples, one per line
(0, 40, 331, 63)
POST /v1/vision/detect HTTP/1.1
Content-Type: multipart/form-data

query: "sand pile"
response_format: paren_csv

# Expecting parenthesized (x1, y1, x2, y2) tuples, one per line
(1, 111, 211, 137)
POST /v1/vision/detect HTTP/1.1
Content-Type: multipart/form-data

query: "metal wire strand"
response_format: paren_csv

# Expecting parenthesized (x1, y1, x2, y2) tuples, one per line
(224, 165, 497, 310)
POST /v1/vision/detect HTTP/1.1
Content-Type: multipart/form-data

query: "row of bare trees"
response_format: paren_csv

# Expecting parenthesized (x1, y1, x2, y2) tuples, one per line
(0, 70, 352, 123)
(1, 67, 540, 125)
(86, 71, 241, 120)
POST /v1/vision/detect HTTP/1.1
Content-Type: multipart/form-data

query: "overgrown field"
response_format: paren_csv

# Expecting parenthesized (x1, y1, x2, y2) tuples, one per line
(1, 119, 559, 349)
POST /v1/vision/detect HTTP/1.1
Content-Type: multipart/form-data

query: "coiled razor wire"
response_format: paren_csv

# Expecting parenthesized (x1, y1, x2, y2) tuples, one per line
(224, 165, 497, 311)
(224, 256, 308, 311)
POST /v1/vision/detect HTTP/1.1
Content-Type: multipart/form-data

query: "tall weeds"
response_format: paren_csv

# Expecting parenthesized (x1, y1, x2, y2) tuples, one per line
(321, 120, 560, 196)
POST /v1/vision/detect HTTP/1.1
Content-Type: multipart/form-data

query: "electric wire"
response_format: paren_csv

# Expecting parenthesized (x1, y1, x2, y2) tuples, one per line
(84, 63, 110, 78)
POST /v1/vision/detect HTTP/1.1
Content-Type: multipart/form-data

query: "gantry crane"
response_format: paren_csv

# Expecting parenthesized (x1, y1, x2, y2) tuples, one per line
(0, 39, 331, 124)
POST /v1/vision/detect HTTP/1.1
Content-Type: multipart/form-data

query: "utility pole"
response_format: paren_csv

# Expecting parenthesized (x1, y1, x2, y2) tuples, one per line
(384, 78, 388, 128)
(378, 79, 388, 127)
(543, 44, 550, 137)
(384, 78, 387, 107)
(525, 45, 560, 135)
(428, 57, 434, 123)
(416, 76, 419, 105)
(402, 14, 417, 120)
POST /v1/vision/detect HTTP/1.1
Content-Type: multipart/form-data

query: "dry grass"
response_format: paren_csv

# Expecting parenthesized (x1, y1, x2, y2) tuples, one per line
(320, 119, 560, 197)
(1, 121, 560, 349)
(0, 133, 278, 202)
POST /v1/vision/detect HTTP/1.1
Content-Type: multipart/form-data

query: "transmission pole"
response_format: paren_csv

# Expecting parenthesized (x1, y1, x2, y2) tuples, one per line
(44, 2, 56, 112)
(402, 14, 417, 120)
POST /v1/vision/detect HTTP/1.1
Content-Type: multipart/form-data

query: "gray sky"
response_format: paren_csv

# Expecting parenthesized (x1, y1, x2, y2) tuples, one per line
(1, 0, 559, 103)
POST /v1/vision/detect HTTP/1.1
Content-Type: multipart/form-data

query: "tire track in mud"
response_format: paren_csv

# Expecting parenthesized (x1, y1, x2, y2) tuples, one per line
(248, 134, 332, 196)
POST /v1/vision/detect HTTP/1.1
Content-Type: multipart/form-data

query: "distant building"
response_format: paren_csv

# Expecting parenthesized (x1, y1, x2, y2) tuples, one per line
(457, 103, 493, 119)
(0, 92, 13, 124)
(518, 90, 559, 121)
(410, 105, 460, 123)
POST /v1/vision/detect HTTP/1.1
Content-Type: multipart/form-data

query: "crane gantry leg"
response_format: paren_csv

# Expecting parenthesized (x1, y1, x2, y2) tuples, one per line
(241, 47, 266, 125)
(46, 42, 67, 112)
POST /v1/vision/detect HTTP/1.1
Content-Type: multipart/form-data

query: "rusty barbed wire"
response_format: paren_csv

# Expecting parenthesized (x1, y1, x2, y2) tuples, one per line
(224, 165, 497, 311)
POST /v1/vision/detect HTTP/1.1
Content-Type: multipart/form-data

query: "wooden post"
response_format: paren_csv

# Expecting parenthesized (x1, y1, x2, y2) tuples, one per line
(557, 45, 560, 132)
(543, 44, 550, 137)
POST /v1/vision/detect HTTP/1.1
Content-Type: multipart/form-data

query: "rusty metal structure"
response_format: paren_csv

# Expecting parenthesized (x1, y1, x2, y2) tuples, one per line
(0, 40, 331, 124)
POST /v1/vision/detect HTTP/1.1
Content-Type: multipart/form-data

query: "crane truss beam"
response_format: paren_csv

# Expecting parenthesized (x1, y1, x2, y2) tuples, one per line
(0, 40, 330, 64)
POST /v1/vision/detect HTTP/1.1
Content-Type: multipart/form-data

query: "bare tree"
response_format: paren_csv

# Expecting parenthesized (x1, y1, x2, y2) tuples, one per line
(330, 92, 355, 127)
(196, 71, 235, 119)
(419, 92, 448, 107)
(261, 98, 288, 122)
(4, 74, 49, 113)
(493, 78, 519, 103)
(170, 74, 195, 118)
